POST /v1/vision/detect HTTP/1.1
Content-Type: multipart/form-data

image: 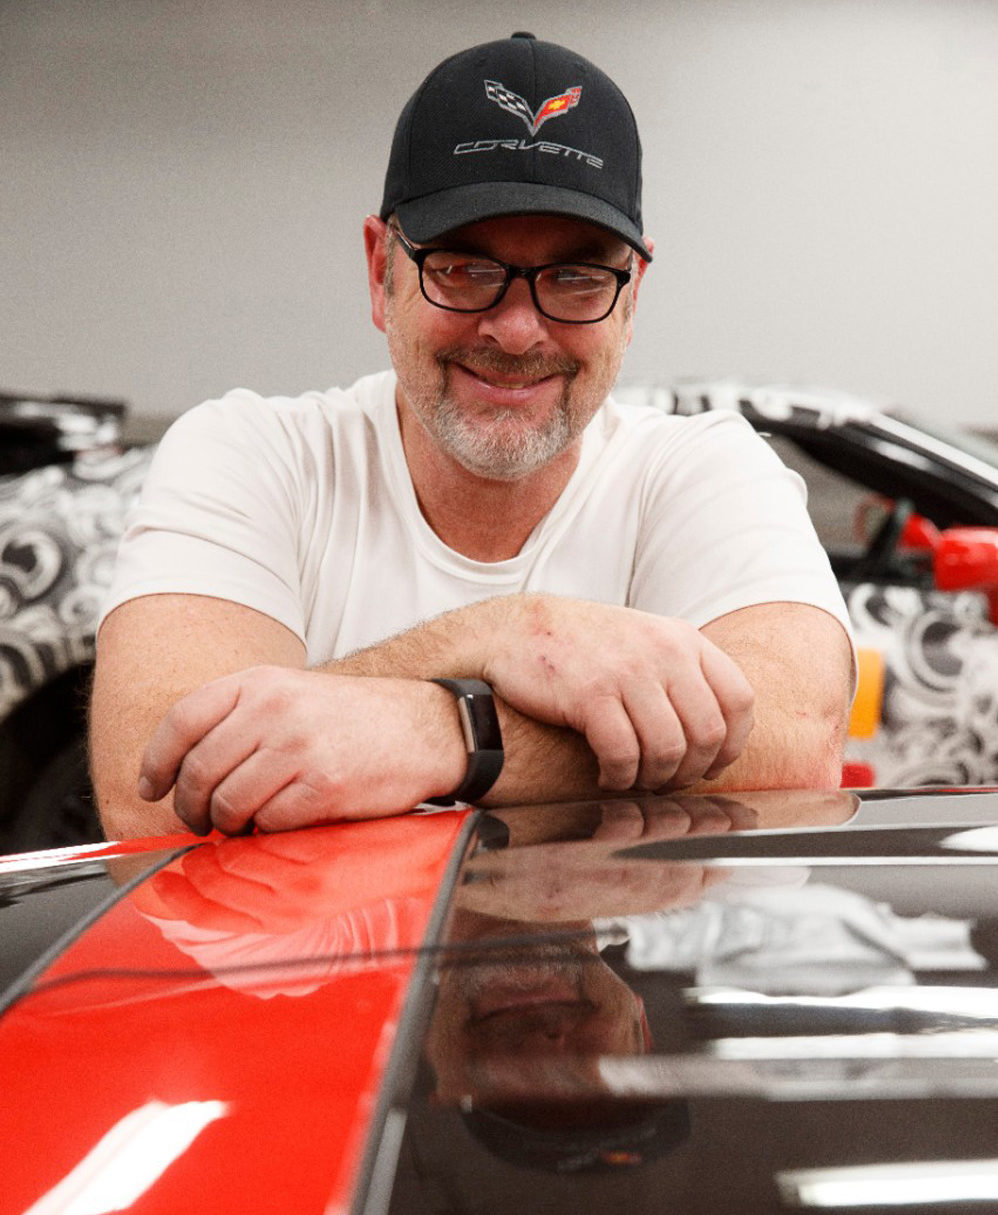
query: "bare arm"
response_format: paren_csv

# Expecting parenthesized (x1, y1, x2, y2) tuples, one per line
(94, 585, 851, 840)
(93, 590, 753, 837)
(91, 595, 308, 838)
(330, 596, 853, 798)
(92, 596, 466, 838)
(326, 594, 757, 800)
(695, 600, 854, 792)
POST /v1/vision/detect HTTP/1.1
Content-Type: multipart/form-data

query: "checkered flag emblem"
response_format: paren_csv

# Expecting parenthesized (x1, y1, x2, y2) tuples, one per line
(485, 79, 582, 136)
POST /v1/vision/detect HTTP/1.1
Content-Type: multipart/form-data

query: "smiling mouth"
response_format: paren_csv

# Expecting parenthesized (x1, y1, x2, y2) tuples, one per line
(441, 347, 580, 392)
(460, 365, 555, 391)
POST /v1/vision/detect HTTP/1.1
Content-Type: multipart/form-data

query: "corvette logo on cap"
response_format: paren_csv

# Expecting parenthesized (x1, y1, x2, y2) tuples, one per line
(485, 79, 582, 136)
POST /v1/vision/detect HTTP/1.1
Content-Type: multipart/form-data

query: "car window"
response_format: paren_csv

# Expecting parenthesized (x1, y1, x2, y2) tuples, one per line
(765, 434, 871, 548)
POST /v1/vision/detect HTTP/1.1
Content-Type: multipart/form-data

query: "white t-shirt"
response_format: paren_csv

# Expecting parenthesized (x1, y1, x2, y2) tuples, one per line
(102, 370, 851, 662)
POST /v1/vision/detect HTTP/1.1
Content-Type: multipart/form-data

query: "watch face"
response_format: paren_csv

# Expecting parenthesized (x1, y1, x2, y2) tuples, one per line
(459, 693, 503, 752)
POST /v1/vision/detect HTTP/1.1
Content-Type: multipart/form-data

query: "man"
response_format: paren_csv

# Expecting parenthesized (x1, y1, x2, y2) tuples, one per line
(90, 33, 854, 840)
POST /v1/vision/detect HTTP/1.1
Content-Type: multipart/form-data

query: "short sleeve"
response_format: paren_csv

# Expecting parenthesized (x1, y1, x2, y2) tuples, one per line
(99, 391, 312, 639)
(629, 411, 852, 636)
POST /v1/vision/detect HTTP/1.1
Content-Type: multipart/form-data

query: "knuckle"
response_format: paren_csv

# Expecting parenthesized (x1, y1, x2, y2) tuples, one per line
(608, 744, 641, 772)
(209, 790, 245, 833)
(303, 769, 341, 807)
(600, 765, 637, 792)
(694, 714, 728, 751)
(731, 682, 756, 715)
(651, 738, 686, 767)
(652, 616, 695, 649)
(178, 752, 213, 790)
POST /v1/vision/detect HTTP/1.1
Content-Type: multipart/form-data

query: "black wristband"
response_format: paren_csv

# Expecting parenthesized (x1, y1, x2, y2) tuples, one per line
(426, 678, 504, 805)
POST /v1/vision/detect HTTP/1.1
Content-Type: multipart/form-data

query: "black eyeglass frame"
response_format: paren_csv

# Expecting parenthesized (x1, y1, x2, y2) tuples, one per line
(389, 225, 633, 325)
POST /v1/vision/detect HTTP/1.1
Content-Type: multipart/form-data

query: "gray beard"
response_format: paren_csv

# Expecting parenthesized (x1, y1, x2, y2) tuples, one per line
(429, 392, 574, 481)
(430, 346, 582, 481)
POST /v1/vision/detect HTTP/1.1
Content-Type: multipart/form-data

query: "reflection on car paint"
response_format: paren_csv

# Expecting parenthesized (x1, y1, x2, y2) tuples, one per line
(0, 811, 472, 1215)
(384, 792, 998, 1214)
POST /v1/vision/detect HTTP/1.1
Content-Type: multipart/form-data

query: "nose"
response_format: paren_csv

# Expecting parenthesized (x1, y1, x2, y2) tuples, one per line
(475, 276, 550, 355)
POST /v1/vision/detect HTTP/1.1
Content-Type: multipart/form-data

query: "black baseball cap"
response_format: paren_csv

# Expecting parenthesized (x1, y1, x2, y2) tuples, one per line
(462, 1099, 690, 1174)
(380, 32, 652, 261)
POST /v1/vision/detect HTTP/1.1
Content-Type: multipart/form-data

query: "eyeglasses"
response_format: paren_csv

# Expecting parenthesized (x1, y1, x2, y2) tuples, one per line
(390, 225, 632, 324)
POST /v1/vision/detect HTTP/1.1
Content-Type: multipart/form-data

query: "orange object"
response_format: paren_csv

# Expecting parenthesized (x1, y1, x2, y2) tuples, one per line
(848, 647, 885, 740)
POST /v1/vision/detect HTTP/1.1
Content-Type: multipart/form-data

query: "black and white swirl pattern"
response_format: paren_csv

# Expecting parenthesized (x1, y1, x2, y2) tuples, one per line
(0, 446, 154, 719)
(845, 582, 998, 786)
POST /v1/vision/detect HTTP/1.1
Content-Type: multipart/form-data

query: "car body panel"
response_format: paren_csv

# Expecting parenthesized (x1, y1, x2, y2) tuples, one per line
(0, 811, 472, 1215)
(7, 791, 998, 1212)
(381, 789, 998, 1214)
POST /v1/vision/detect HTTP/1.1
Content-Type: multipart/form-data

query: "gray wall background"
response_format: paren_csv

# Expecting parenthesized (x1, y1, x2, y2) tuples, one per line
(3, 0, 997, 428)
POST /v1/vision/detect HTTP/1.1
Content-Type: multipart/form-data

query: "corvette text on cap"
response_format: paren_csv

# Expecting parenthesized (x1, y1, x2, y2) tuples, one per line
(380, 32, 652, 261)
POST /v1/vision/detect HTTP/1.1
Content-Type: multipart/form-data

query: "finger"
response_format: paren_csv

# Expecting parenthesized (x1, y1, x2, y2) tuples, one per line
(171, 723, 263, 835)
(139, 676, 243, 802)
(698, 644, 755, 777)
(581, 696, 641, 790)
(179, 843, 301, 930)
(148, 867, 267, 935)
(250, 769, 418, 833)
(182, 839, 284, 903)
(591, 801, 646, 842)
(683, 799, 736, 835)
(659, 666, 728, 789)
(204, 749, 298, 836)
(620, 683, 688, 789)
(212, 835, 311, 879)
(251, 781, 336, 834)
(638, 798, 694, 840)
(717, 796, 760, 832)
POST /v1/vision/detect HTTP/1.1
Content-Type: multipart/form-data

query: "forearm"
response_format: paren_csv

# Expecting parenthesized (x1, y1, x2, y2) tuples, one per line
(324, 596, 606, 803)
(346, 596, 852, 805)
(694, 602, 853, 794)
(325, 597, 506, 680)
(686, 702, 846, 794)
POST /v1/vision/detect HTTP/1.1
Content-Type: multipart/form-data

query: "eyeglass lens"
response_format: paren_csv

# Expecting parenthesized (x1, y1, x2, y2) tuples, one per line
(419, 251, 625, 322)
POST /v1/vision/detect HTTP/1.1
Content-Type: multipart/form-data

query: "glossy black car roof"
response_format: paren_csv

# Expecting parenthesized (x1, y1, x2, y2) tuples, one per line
(377, 788, 998, 1214)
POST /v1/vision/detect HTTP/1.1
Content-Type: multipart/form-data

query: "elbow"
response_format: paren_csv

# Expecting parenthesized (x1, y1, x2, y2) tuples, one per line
(759, 707, 849, 792)
(706, 704, 849, 795)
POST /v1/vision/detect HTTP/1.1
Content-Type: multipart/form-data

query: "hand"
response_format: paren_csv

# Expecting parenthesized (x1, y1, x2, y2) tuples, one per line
(136, 817, 463, 934)
(461, 798, 748, 921)
(481, 596, 755, 791)
(138, 667, 465, 835)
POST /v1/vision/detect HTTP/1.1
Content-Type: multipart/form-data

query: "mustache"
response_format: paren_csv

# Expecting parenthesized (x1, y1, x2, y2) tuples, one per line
(437, 345, 581, 381)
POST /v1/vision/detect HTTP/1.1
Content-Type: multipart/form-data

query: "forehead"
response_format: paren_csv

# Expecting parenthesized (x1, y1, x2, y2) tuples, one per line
(434, 214, 630, 263)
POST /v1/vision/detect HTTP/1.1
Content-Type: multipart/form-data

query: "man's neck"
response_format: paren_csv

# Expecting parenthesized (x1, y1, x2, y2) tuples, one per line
(397, 403, 582, 563)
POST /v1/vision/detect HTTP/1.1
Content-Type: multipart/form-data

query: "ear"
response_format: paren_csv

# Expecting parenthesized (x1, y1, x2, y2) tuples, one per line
(623, 235, 654, 346)
(364, 214, 390, 334)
